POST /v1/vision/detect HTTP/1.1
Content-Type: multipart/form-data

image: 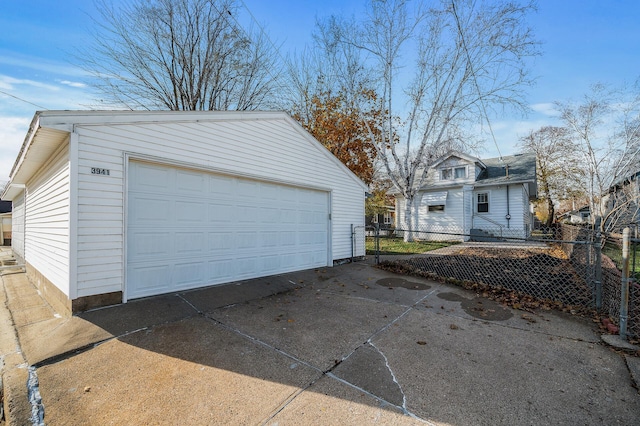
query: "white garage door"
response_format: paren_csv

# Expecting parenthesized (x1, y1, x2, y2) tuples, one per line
(126, 161, 329, 299)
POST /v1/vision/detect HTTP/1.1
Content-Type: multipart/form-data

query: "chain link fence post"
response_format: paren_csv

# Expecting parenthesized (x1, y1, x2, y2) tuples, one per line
(374, 223, 380, 265)
(594, 232, 602, 310)
(620, 227, 630, 340)
(351, 224, 355, 262)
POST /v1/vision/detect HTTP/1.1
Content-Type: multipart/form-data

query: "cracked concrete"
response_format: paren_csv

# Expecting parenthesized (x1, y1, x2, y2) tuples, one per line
(1, 260, 639, 425)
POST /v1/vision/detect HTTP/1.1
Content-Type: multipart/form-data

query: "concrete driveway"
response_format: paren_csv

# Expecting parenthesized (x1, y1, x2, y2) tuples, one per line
(1, 260, 639, 425)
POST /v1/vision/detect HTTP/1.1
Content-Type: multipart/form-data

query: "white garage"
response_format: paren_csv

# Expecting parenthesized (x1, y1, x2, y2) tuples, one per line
(1, 111, 367, 315)
(127, 160, 330, 299)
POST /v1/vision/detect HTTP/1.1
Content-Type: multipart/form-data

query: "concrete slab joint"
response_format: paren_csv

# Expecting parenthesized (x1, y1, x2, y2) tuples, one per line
(0, 261, 639, 424)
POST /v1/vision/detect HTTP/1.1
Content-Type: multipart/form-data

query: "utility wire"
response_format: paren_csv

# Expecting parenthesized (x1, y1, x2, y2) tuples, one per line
(218, 1, 295, 109)
(238, 0, 305, 109)
(0, 89, 48, 110)
(451, 0, 503, 161)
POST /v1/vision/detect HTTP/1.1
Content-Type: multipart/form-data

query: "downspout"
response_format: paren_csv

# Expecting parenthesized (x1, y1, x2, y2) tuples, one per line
(504, 164, 511, 229)
(506, 184, 510, 228)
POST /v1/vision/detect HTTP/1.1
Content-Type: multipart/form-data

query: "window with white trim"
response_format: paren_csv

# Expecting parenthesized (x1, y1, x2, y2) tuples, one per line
(477, 192, 489, 213)
(383, 212, 392, 224)
(440, 166, 467, 180)
(428, 204, 445, 213)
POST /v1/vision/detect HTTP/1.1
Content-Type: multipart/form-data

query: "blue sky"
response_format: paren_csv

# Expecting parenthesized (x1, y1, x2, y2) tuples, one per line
(1, 0, 639, 182)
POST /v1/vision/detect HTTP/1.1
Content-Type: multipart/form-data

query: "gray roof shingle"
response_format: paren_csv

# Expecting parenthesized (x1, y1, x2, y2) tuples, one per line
(476, 153, 536, 185)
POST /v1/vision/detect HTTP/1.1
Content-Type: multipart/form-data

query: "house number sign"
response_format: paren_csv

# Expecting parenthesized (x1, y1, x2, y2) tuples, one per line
(91, 167, 110, 176)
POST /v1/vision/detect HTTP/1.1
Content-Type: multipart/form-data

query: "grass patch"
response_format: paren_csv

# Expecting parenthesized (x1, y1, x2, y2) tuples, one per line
(603, 242, 640, 278)
(366, 237, 455, 255)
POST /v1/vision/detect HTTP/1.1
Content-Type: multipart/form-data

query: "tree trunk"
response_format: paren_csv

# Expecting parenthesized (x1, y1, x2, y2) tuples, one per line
(545, 196, 555, 227)
(403, 196, 415, 242)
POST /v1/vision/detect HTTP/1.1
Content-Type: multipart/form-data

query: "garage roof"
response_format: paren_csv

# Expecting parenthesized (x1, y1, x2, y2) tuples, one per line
(2, 110, 368, 200)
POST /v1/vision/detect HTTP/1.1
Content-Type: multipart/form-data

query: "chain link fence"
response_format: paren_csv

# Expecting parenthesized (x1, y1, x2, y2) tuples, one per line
(367, 223, 639, 339)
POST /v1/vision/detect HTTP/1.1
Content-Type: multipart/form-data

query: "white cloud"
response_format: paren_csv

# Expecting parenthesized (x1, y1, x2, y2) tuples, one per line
(530, 102, 561, 117)
(0, 116, 30, 182)
(59, 80, 87, 88)
(0, 51, 88, 78)
(0, 74, 60, 92)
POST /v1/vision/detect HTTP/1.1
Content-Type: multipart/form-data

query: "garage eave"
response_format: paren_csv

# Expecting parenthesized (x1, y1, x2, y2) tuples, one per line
(1, 112, 71, 200)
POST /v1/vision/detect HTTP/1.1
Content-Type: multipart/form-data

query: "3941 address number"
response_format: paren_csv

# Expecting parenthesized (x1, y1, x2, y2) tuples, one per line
(91, 167, 110, 176)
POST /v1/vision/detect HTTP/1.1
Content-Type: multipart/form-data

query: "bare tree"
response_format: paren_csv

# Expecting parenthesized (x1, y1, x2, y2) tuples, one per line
(518, 126, 577, 226)
(317, 0, 539, 239)
(558, 83, 640, 231)
(81, 0, 282, 110)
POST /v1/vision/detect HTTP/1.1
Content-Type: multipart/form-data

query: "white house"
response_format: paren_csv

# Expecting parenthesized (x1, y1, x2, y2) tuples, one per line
(1, 110, 367, 315)
(395, 152, 537, 241)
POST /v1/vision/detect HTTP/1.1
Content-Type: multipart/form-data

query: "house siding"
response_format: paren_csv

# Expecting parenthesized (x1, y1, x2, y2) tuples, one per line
(473, 184, 528, 238)
(11, 192, 25, 259)
(24, 140, 71, 296)
(74, 117, 364, 298)
(396, 189, 465, 241)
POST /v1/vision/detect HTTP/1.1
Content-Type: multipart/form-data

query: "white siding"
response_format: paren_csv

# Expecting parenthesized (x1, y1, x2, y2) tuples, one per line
(396, 189, 465, 241)
(11, 192, 25, 259)
(74, 118, 364, 298)
(24, 141, 71, 296)
(472, 184, 528, 238)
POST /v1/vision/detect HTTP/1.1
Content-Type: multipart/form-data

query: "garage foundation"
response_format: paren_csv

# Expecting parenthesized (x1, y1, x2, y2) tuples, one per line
(26, 262, 122, 316)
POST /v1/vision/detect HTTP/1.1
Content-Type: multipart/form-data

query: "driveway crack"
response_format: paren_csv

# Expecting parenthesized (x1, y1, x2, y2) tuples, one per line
(368, 341, 407, 411)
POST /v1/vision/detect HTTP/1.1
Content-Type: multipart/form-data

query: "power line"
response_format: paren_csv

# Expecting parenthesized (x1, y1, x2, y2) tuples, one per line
(451, 0, 503, 161)
(0, 89, 48, 110)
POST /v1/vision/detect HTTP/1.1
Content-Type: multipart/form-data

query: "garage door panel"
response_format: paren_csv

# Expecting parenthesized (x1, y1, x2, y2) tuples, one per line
(130, 197, 172, 223)
(261, 207, 280, 224)
(237, 232, 258, 249)
(132, 163, 172, 190)
(208, 175, 235, 196)
(127, 161, 329, 299)
(211, 203, 235, 223)
(237, 180, 259, 198)
(238, 205, 259, 222)
(176, 170, 206, 193)
(129, 264, 172, 293)
(176, 232, 205, 254)
(207, 259, 234, 282)
(174, 261, 205, 287)
(259, 231, 279, 248)
(129, 232, 172, 258)
(176, 201, 207, 223)
(208, 232, 234, 251)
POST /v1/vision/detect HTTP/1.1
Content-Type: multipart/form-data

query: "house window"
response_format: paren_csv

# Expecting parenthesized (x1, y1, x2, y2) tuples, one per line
(477, 193, 489, 213)
(428, 204, 445, 213)
(441, 166, 466, 180)
(383, 212, 392, 224)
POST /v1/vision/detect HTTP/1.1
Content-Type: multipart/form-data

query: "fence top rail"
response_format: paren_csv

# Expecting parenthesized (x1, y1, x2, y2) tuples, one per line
(387, 227, 591, 245)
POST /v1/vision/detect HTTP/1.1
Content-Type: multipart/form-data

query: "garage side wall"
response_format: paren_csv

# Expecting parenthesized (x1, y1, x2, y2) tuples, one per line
(24, 140, 71, 297)
(11, 192, 25, 259)
(74, 118, 364, 299)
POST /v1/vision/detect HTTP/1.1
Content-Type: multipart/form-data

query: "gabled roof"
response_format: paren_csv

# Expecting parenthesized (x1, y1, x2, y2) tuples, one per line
(431, 150, 486, 169)
(2, 110, 369, 200)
